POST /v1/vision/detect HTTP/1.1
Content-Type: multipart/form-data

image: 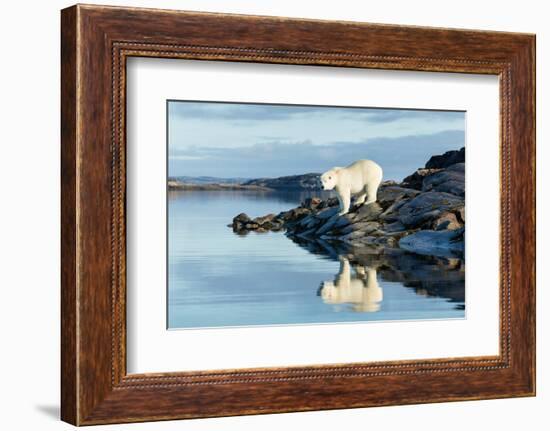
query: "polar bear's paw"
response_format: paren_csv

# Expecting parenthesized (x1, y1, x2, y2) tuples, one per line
(355, 195, 367, 205)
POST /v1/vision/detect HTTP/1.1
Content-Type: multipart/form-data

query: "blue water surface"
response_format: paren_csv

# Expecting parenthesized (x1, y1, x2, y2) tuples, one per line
(168, 190, 465, 329)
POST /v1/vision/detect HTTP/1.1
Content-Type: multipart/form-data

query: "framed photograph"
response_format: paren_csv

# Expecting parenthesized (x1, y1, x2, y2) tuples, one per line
(61, 4, 536, 425)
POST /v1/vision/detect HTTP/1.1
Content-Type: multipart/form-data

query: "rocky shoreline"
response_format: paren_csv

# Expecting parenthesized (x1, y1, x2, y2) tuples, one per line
(168, 172, 323, 192)
(229, 148, 465, 258)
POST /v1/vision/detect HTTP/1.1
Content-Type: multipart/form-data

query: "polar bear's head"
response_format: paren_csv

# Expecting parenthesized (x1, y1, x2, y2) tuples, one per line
(320, 168, 340, 190)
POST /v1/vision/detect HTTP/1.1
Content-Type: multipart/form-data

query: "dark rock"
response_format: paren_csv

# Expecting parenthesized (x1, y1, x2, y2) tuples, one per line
(296, 228, 318, 238)
(233, 213, 251, 224)
(301, 197, 322, 209)
(317, 206, 339, 220)
(341, 230, 375, 242)
(316, 197, 339, 210)
(353, 202, 383, 222)
(422, 163, 465, 197)
(278, 207, 311, 223)
(455, 205, 465, 224)
(333, 216, 352, 229)
(377, 186, 420, 209)
(379, 199, 409, 222)
(432, 212, 462, 231)
(401, 168, 442, 190)
(270, 221, 284, 231)
(397, 192, 463, 228)
(399, 229, 464, 258)
(319, 234, 339, 241)
(338, 221, 380, 236)
(253, 214, 276, 226)
(297, 214, 319, 229)
(373, 236, 398, 247)
(383, 221, 407, 233)
(425, 147, 465, 169)
(231, 213, 254, 232)
(315, 214, 341, 235)
(383, 230, 410, 241)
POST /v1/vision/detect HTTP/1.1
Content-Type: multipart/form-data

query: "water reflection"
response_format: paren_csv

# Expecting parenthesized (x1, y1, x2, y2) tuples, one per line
(319, 257, 383, 312)
(168, 190, 465, 329)
(290, 236, 465, 312)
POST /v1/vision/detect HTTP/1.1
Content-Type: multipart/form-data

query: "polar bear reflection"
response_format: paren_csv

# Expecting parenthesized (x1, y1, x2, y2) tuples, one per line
(319, 257, 383, 312)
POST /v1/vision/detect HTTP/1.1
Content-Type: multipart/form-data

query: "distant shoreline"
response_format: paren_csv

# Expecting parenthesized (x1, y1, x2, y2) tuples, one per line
(168, 181, 272, 191)
(168, 172, 322, 192)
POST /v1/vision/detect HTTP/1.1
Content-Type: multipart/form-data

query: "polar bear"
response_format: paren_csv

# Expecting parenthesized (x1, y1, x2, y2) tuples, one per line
(319, 257, 383, 312)
(320, 159, 383, 216)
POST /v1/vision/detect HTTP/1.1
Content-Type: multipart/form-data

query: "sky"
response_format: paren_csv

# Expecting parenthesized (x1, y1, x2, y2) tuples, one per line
(168, 101, 465, 181)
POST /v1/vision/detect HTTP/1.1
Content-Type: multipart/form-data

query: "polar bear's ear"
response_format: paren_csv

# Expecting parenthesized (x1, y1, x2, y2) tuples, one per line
(333, 167, 343, 172)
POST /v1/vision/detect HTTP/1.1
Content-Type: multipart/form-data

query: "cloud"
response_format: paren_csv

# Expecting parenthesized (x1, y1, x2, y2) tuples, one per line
(169, 101, 331, 122)
(169, 130, 465, 181)
(356, 109, 465, 124)
(169, 100, 464, 127)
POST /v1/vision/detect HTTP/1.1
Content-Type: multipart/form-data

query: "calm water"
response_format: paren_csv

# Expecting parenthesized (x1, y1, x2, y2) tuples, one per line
(168, 190, 465, 329)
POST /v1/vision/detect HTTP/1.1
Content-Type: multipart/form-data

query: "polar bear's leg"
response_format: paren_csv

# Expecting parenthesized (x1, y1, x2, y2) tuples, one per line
(336, 194, 344, 212)
(337, 187, 351, 215)
(354, 265, 366, 277)
(331, 256, 349, 287)
(355, 191, 367, 205)
(365, 180, 381, 204)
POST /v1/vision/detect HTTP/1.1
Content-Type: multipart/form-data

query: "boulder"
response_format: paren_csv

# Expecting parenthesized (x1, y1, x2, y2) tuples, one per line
(333, 216, 352, 229)
(341, 230, 378, 242)
(401, 168, 442, 190)
(397, 191, 463, 228)
(233, 213, 251, 224)
(231, 213, 252, 231)
(399, 228, 464, 258)
(425, 147, 465, 169)
(296, 228, 317, 238)
(315, 214, 341, 235)
(372, 236, 398, 247)
(455, 205, 465, 224)
(270, 221, 284, 231)
(353, 202, 383, 222)
(432, 212, 462, 231)
(317, 206, 340, 220)
(297, 214, 320, 229)
(281, 207, 311, 226)
(301, 197, 322, 210)
(377, 186, 420, 209)
(338, 221, 381, 236)
(422, 163, 465, 197)
(379, 199, 409, 222)
(383, 221, 407, 233)
(317, 197, 339, 210)
(253, 214, 276, 226)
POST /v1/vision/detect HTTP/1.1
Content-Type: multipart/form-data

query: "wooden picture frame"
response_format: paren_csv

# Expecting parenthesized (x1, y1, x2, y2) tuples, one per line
(61, 4, 535, 425)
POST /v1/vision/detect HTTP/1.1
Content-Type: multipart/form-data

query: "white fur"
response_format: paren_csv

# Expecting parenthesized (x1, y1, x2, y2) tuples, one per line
(320, 257, 383, 313)
(320, 159, 383, 215)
